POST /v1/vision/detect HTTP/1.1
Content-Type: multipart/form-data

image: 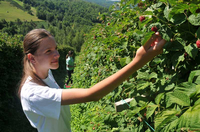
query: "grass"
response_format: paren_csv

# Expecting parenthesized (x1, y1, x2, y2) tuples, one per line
(12, 0, 37, 16)
(0, 1, 42, 21)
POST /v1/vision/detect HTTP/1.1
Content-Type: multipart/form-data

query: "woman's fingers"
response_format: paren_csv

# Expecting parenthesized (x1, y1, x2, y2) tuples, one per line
(143, 32, 160, 50)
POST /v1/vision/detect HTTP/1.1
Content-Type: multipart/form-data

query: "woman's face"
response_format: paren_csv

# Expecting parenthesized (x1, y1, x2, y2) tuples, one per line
(33, 37, 60, 72)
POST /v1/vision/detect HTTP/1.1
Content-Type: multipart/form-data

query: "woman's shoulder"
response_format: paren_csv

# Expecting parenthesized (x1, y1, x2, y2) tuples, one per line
(21, 77, 47, 98)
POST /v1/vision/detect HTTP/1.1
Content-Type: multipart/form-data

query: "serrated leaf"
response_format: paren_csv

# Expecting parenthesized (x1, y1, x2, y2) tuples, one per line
(137, 72, 149, 80)
(135, 96, 148, 107)
(164, 6, 172, 21)
(196, 85, 200, 95)
(166, 91, 190, 107)
(125, 56, 131, 64)
(188, 70, 200, 83)
(169, 4, 189, 19)
(189, 4, 199, 15)
(194, 76, 200, 84)
(164, 40, 184, 51)
(146, 102, 158, 119)
(170, 13, 186, 25)
(177, 104, 200, 129)
(154, 109, 179, 130)
(142, 32, 154, 46)
(188, 14, 200, 26)
(149, 72, 157, 80)
(174, 82, 196, 98)
(160, 26, 172, 41)
(130, 98, 137, 107)
(155, 93, 164, 105)
(130, 0, 140, 5)
(194, 98, 200, 105)
(137, 82, 149, 90)
(120, 57, 126, 67)
(151, 2, 163, 9)
(196, 27, 200, 39)
(184, 44, 198, 59)
(171, 52, 184, 68)
(165, 83, 175, 91)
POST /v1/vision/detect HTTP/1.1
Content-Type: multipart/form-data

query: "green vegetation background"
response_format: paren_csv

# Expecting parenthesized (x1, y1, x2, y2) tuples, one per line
(1, 0, 200, 131)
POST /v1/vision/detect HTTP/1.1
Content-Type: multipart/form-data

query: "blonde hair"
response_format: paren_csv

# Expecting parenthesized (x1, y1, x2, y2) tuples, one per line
(18, 29, 53, 97)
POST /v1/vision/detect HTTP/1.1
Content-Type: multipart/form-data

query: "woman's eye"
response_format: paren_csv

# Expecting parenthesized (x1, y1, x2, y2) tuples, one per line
(46, 50, 51, 53)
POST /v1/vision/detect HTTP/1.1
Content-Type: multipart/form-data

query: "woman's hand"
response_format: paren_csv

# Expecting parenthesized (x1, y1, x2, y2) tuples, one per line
(134, 32, 166, 64)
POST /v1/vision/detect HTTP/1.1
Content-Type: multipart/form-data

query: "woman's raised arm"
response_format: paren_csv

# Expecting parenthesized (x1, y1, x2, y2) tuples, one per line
(61, 32, 166, 105)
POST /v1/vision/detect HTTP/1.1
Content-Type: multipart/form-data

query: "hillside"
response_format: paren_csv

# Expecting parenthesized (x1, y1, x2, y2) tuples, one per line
(83, 0, 119, 8)
(0, 1, 42, 21)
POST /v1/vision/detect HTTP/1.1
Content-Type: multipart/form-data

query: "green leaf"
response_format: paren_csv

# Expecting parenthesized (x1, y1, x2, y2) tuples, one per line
(194, 98, 200, 105)
(165, 83, 175, 91)
(166, 91, 190, 107)
(151, 2, 163, 9)
(188, 70, 200, 83)
(177, 104, 200, 129)
(189, 4, 199, 16)
(184, 44, 198, 59)
(188, 14, 200, 26)
(196, 85, 200, 95)
(120, 57, 126, 67)
(194, 76, 200, 85)
(130, 0, 140, 5)
(146, 102, 158, 119)
(155, 93, 164, 105)
(137, 82, 149, 90)
(142, 32, 154, 46)
(154, 109, 179, 130)
(137, 72, 149, 80)
(149, 72, 158, 80)
(171, 52, 184, 68)
(164, 6, 172, 21)
(135, 96, 148, 107)
(170, 13, 186, 25)
(196, 27, 200, 39)
(174, 82, 197, 98)
(164, 40, 184, 51)
(130, 106, 141, 116)
(130, 98, 137, 107)
(168, 4, 189, 19)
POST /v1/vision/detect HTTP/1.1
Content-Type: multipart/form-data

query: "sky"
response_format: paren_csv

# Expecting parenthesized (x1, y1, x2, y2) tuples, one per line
(107, 0, 121, 1)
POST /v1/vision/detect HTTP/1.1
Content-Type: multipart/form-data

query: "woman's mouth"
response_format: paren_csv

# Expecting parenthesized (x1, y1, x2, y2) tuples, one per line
(52, 60, 59, 63)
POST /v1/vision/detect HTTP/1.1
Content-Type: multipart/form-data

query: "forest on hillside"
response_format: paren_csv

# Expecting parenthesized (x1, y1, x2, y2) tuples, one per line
(0, 0, 109, 51)
(83, 0, 118, 8)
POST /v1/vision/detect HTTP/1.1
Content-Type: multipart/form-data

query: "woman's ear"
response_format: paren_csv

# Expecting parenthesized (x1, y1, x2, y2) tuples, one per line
(27, 53, 36, 64)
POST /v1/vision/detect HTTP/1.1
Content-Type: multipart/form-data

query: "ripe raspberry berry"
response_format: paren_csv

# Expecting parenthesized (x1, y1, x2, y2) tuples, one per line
(151, 26, 158, 32)
(184, 52, 188, 58)
(196, 40, 200, 48)
(139, 16, 145, 22)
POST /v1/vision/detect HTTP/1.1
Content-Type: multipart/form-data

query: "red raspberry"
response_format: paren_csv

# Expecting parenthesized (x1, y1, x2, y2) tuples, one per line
(196, 40, 200, 48)
(151, 26, 158, 32)
(139, 16, 145, 22)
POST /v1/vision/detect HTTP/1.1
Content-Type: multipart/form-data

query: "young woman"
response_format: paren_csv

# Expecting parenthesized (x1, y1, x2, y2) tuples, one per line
(18, 29, 166, 132)
(65, 51, 75, 86)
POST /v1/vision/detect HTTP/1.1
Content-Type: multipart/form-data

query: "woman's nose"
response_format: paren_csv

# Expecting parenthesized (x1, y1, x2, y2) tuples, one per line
(54, 50, 60, 58)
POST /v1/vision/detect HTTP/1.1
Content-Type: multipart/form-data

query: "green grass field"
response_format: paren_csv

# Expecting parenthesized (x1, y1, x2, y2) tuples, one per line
(0, 1, 42, 21)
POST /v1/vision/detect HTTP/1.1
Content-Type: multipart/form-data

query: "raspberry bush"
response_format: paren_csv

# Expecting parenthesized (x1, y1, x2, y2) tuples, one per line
(71, 0, 200, 131)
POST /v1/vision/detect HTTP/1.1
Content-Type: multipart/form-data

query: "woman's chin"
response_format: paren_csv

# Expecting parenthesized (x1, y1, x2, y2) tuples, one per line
(51, 64, 59, 69)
